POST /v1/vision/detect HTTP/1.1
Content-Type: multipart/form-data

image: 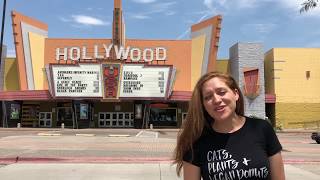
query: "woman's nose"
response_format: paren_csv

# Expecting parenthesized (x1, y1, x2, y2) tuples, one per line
(212, 94, 222, 104)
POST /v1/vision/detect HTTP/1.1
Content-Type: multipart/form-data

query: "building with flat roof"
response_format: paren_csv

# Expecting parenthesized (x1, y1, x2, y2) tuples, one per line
(265, 48, 320, 129)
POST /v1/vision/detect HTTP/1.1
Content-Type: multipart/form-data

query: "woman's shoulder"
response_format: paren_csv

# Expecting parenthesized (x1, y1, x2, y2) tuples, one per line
(245, 116, 273, 130)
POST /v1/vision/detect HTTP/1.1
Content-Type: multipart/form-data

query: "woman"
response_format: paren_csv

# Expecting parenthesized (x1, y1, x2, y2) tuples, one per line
(174, 72, 285, 180)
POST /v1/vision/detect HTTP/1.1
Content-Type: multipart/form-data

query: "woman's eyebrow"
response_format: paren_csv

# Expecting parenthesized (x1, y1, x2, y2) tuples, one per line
(215, 87, 226, 91)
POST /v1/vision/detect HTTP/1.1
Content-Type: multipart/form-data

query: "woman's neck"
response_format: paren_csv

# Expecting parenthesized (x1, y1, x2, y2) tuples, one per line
(212, 114, 245, 133)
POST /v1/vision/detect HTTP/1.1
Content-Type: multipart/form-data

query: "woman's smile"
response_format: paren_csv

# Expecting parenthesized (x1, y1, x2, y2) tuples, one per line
(214, 105, 225, 112)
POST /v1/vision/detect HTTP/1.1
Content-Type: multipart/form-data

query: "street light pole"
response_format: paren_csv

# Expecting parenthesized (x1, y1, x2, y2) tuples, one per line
(0, 0, 7, 61)
(0, 0, 7, 128)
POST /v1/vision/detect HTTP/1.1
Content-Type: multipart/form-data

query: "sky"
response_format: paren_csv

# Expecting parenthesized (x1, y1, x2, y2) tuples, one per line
(1, 0, 320, 58)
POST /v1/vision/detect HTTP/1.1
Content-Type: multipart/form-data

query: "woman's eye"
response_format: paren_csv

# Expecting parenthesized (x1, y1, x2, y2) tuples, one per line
(204, 95, 212, 100)
(217, 91, 226, 96)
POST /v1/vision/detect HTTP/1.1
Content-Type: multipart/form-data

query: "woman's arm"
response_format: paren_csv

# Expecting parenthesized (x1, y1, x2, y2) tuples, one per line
(269, 152, 285, 180)
(183, 161, 201, 180)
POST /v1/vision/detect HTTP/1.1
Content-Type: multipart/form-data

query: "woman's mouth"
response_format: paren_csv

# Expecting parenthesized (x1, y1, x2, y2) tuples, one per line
(215, 106, 225, 112)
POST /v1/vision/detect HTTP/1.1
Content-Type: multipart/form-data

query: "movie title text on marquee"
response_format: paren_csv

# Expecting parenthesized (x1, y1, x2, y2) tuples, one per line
(119, 65, 170, 98)
(51, 64, 102, 97)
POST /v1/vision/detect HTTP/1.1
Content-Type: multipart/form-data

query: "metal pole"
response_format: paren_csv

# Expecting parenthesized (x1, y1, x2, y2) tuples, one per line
(0, 0, 7, 61)
(0, 0, 7, 128)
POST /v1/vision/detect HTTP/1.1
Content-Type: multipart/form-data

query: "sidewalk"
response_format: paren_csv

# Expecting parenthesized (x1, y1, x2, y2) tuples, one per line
(0, 163, 319, 180)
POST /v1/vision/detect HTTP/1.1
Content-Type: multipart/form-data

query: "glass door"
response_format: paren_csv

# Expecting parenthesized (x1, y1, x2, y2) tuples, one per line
(56, 107, 73, 128)
(39, 112, 52, 127)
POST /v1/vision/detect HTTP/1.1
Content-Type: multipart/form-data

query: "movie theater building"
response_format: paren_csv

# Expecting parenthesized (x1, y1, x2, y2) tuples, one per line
(264, 48, 320, 129)
(0, 0, 222, 128)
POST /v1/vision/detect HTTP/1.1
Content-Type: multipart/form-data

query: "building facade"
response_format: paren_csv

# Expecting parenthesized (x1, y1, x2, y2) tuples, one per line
(0, 0, 222, 128)
(265, 48, 320, 129)
(229, 43, 266, 119)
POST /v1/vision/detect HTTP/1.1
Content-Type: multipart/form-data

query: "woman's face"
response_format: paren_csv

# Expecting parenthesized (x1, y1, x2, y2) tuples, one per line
(201, 77, 239, 122)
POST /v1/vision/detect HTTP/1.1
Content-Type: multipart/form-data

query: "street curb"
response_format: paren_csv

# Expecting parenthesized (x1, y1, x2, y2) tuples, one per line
(108, 134, 130, 137)
(37, 133, 61, 136)
(0, 157, 173, 164)
(75, 134, 95, 137)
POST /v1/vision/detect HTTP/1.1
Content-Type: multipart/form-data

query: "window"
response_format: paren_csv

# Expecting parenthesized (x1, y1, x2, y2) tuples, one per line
(125, 113, 129, 119)
(149, 108, 177, 126)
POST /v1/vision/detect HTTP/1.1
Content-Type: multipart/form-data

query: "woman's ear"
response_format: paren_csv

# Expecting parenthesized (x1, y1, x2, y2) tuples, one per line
(234, 89, 240, 101)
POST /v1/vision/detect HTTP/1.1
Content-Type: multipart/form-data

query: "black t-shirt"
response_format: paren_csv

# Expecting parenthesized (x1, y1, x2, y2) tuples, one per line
(183, 117, 282, 180)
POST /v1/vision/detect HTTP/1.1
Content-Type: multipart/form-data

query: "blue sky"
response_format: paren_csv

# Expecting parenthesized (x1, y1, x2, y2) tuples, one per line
(1, 0, 320, 58)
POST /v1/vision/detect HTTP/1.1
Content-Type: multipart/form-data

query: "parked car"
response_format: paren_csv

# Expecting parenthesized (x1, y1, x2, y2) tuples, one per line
(311, 132, 320, 144)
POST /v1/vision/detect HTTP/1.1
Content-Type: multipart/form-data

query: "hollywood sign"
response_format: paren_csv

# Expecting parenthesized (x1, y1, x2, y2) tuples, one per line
(56, 44, 167, 62)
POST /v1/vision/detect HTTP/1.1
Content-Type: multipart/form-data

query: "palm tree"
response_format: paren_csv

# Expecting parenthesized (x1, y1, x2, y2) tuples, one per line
(300, 0, 319, 13)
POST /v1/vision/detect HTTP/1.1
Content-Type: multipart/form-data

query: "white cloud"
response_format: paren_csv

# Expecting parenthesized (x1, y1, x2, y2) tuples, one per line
(176, 29, 190, 40)
(132, 0, 156, 3)
(176, 13, 211, 40)
(59, 17, 71, 22)
(201, 0, 263, 16)
(131, 14, 151, 19)
(278, 0, 304, 9)
(203, 0, 214, 11)
(237, 0, 260, 9)
(241, 23, 277, 34)
(6, 49, 16, 58)
(203, 0, 259, 11)
(71, 15, 109, 26)
(149, 2, 177, 13)
(128, 1, 176, 20)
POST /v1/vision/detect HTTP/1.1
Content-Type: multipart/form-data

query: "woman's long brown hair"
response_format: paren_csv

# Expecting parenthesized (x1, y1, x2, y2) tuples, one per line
(173, 71, 244, 176)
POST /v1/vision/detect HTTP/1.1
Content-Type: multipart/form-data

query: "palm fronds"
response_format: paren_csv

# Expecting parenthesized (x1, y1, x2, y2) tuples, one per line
(300, 0, 319, 13)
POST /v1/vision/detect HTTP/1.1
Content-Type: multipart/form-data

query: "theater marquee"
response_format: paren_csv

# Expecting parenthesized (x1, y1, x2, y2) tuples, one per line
(48, 63, 175, 99)
(50, 64, 103, 97)
(119, 64, 173, 98)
